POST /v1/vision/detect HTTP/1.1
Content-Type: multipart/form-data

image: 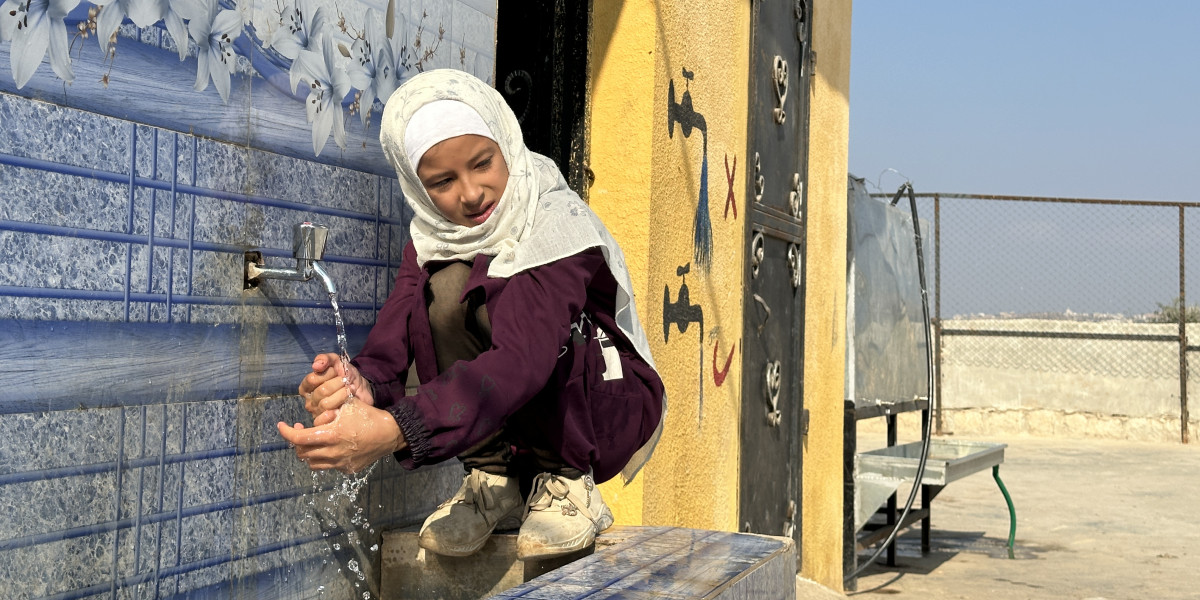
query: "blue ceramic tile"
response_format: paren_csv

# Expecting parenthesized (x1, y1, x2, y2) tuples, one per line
(0, 472, 116, 540)
(176, 136, 196, 187)
(322, 214, 383, 261)
(0, 166, 130, 232)
(148, 302, 170, 322)
(120, 464, 168, 526)
(157, 517, 179, 569)
(0, 232, 128, 291)
(148, 189, 176, 242)
(153, 129, 181, 184)
(181, 455, 236, 508)
(0, 409, 121, 474)
(193, 138, 249, 195)
(121, 404, 149, 459)
(179, 510, 233, 565)
(129, 187, 155, 237)
(249, 152, 379, 217)
(189, 195, 255, 247)
(169, 246, 192, 299)
(175, 561, 231, 598)
(0, 94, 130, 173)
(0, 296, 126, 321)
(186, 249, 242, 300)
(140, 246, 172, 296)
(0, 532, 115, 597)
(113, 524, 140, 581)
(135, 125, 157, 187)
(131, 464, 168, 519)
(182, 399, 237, 452)
(116, 581, 158, 600)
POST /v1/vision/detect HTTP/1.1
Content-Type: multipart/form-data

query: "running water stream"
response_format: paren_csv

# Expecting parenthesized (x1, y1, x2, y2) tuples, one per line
(309, 261, 379, 599)
(312, 262, 355, 400)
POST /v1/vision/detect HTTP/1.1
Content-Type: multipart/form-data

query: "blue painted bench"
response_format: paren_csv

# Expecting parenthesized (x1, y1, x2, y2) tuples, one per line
(487, 526, 796, 600)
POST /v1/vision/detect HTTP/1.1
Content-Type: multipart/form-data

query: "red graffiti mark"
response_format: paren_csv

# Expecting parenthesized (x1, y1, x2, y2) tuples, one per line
(713, 340, 736, 386)
(724, 153, 738, 220)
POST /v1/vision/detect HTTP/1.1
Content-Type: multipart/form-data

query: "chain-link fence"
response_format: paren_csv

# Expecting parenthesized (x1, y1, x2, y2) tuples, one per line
(873, 192, 1200, 443)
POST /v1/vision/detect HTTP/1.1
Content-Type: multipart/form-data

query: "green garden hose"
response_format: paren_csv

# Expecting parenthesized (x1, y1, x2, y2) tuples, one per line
(992, 465, 1016, 559)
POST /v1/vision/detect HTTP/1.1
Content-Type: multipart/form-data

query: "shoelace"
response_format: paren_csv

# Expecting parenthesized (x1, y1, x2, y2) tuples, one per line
(455, 469, 501, 514)
(523, 473, 596, 523)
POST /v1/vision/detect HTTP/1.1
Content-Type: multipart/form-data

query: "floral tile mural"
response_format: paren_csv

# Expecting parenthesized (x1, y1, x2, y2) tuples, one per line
(0, 1, 494, 598)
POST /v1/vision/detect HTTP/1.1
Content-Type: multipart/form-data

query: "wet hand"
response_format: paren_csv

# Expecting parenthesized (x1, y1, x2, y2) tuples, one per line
(276, 401, 405, 474)
(298, 352, 376, 418)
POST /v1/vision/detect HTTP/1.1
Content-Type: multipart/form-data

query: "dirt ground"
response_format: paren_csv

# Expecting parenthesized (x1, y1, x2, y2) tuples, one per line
(844, 434, 1200, 600)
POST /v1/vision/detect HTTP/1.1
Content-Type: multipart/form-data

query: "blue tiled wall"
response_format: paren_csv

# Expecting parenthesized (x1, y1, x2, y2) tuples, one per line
(0, 1, 496, 597)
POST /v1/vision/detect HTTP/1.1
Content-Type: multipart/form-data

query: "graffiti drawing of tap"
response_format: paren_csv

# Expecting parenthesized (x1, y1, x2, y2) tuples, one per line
(668, 67, 713, 272)
(663, 262, 706, 421)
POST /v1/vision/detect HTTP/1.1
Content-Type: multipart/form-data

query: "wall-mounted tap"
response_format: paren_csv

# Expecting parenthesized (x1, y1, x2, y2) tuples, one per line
(244, 222, 330, 290)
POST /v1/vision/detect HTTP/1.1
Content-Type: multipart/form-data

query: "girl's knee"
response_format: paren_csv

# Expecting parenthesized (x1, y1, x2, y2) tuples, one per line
(427, 262, 473, 336)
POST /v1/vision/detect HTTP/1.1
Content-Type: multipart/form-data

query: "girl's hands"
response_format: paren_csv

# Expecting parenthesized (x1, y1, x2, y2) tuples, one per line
(298, 352, 376, 422)
(277, 401, 406, 474)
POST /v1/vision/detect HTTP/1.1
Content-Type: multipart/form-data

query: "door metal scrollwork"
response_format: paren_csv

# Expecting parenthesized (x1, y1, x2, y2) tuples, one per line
(788, 172, 802, 218)
(787, 243, 802, 289)
(794, 1, 808, 46)
(750, 231, 765, 279)
(772, 56, 788, 125)
(754, 152, 764, 203)
(764, 360, 783, 426)
(752, 293, 772, 335)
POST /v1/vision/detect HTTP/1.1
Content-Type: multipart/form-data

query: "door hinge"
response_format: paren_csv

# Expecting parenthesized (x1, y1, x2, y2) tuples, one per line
(800, 408, 811, 436)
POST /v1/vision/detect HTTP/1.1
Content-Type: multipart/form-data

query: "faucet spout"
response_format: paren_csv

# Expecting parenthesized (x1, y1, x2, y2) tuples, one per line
(243, 222, 330, 290)
(311, 260, 337, 296)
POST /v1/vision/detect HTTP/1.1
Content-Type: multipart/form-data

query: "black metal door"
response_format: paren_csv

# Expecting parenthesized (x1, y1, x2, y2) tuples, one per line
(494, 0, 591, 196)
(740, 0, 811, 551)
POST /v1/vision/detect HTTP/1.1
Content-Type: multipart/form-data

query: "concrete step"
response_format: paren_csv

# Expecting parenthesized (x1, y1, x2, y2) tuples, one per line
(381, 525, 796, 599)
(381, 527, 590, 600)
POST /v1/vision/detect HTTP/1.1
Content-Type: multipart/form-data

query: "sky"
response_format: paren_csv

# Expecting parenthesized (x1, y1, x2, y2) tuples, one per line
(848, 1, 1200, 317)
(849, 1, 1200, 201)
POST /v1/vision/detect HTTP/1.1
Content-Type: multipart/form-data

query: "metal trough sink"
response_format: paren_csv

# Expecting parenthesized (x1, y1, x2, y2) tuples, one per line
(858, 439, 1007, 487)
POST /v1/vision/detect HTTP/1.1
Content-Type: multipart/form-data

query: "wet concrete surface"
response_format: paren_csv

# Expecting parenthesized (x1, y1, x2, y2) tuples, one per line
(847, 434, 1200, 599)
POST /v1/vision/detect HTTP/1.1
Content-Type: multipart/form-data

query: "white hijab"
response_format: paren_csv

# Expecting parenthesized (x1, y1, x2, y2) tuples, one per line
(379, 69, 665, 485)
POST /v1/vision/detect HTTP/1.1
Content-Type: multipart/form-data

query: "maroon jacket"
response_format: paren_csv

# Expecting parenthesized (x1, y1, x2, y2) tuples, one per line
(353, 241, 664, 483)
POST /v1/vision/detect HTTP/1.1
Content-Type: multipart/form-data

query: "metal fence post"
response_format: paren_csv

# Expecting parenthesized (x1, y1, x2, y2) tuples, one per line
(1180, 205, 1190, 444)
(934, 193, 943, 436)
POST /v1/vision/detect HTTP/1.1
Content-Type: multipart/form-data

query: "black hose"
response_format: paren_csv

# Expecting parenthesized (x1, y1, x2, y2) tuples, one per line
(845, 183, 937, 583)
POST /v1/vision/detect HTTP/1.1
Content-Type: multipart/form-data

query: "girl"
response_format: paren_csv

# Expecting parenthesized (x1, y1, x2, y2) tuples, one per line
(278, 69, 666, 561)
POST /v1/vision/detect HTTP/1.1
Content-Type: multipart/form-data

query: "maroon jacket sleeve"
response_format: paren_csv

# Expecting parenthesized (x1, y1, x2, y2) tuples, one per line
(352, 241, 421, 409)
(383, 251, 605, 469)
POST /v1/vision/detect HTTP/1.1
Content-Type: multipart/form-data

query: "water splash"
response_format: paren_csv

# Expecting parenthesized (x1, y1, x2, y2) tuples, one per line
(312, 261, 355, 401)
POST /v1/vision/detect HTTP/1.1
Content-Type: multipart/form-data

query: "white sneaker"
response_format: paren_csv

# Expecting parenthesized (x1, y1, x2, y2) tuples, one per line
(516, 472, 614, 560)
(418, 469, 524, 557)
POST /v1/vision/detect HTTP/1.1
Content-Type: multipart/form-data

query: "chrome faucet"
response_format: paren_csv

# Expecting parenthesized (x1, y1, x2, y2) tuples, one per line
(244, 222, 331, 290)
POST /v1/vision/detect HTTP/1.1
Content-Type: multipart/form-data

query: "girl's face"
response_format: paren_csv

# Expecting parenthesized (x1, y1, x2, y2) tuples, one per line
(416, 134, 509, 228)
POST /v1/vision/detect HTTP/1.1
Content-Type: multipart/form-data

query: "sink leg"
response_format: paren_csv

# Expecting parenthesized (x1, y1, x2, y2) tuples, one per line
(921, 484, 931, 554)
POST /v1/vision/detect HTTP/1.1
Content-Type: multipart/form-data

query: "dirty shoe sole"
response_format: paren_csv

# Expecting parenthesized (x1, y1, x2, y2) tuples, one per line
(419, 505, 524, 557)
(516, 505, 614, 561)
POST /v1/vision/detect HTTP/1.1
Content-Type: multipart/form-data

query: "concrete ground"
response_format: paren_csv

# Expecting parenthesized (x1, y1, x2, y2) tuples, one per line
(841, 434, 1200, 599)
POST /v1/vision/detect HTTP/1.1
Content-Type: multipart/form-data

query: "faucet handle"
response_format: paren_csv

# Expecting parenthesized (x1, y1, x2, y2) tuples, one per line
(293, 222, 329, 262)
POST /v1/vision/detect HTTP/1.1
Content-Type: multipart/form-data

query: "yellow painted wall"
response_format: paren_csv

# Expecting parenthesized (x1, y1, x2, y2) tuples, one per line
(589, 0, 749, 532)
(802, 0, 852, 590)
(587, 0, 852, 589)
